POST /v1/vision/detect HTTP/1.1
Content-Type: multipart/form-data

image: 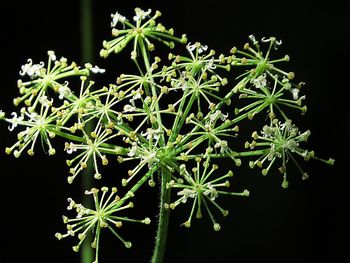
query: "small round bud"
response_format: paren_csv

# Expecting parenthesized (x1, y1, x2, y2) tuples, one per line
(287, 72, 295, 80)
(125, 242, 132, 248)
(72, 246, 80, 252)
(213, 223, 221, 231)
(143, 218, 151, 225)
(122, 178, 128, 186)
(48, 148, 56, 156)
(94, 173, 102, 180)
(148, 180, 156, 187)
(55, 233, 63, 240)
(282, 179, 289, 189)
(183, 221, 191, 228)
(243, 189, 250, 196)
(67, 176, 74, 184)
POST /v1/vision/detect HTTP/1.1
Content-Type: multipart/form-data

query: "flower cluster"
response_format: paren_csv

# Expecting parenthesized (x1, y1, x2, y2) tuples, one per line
(0, 7, 334, 263)
(100, 8, 187, 59)
(229, 35, 307, 120)
(55, 187, 150, 263)
(166, 157, 249, 230)
(246, 120, 334, 188)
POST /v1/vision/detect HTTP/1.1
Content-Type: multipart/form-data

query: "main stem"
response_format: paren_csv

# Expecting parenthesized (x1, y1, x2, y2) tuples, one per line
(151, 170, 171, 263)
(80, 0, 94, 262)
(138, 39, 171, 263)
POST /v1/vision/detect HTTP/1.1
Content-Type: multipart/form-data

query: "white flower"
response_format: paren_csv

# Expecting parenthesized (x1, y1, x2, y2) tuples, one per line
(177, 188, 196, 203)
(111, 11, 126, 27)
(186, 42, 196, 52)
(8, 112, 23, 131)
(19, 59, 44, 79)
(58, 84, 72, 100)
(142, 150, 158, 168)
(291, 88, 299, 100)
(261, 37, 282, 46)
(89, 65, 106, 74)
(67, 197, 76, 210)
(209, 110, 228, 123)
(262, 125, 274, 138)
(127, 142, 138, 157)
(47, 50, 56, 61)
(249, 34, 258, 44)
(214, 140, 228, 153)
(39, 95, 53, 107)
(123, 104, 136, 112)
(129, 90, 142, 105)
(66, 143, 77, 154)
(252, 73, 267, 89)
(206, 58, 216, 70)
(133, 8, 151, 21)
(186, 42, 208, 54)
(141, 128, 162, 141)
(198, 45, 208, 54)
(203, 183, 218, 200)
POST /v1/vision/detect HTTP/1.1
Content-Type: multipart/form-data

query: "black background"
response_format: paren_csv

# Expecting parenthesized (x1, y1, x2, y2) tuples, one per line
(0, 0, 349, 263)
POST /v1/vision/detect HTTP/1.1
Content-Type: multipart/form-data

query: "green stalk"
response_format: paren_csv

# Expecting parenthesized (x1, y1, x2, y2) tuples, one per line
(80, 0, 94, 262)
(137, 37, 171, 263)
(151, 169, 171, 263)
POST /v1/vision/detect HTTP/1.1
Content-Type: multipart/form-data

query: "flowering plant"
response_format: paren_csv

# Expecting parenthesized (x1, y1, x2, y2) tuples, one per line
(0, 7, 334, 263)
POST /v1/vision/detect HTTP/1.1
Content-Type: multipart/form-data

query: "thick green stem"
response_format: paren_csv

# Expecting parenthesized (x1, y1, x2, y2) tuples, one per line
(138, 37, 171, 263)
(80, 0, 94, 262)
(151, 170, 171, 263)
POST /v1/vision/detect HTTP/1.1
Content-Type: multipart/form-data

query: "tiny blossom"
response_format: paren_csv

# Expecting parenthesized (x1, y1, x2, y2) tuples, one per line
(123, 104, 136, 112)
(58, 85, 72, 100)
(8, 112, 23, 131)
(251, 74, 267, 89)
(177, 188, 196, 203)
(89, 65, 106, 74)
(48, 50, 57, 61)
(39, 96, 53, 107)
(141, 128, 162, 141)
(65, 142, 77, 154)
(209, 110, 228, 123)
(261, 36, 282, 46)
(214, 140, 228, 153)
(111, 11, 126, 27)
(133, 8, 152, 21)
(249, 34, 258, 44)
(19, 59, 44, 78)
(127, 142, 138, 157)
(186, 42, 208, 54)
(291, 88, 299, 100)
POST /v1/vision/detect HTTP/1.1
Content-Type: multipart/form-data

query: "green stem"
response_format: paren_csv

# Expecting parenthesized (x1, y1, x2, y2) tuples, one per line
(80, 0, 94, 262)
(151, 169, 171, 263)
(136, 37, 171, 262)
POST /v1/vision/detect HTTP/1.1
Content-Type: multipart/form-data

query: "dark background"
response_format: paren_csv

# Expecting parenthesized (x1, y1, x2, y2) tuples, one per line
(0, 0, 348, 262)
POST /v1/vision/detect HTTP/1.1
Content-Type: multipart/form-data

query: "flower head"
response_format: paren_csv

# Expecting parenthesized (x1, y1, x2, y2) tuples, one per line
(247, 120, 333, 187)
(55, 187, 151, 263)
(166, 157, 249, 230)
